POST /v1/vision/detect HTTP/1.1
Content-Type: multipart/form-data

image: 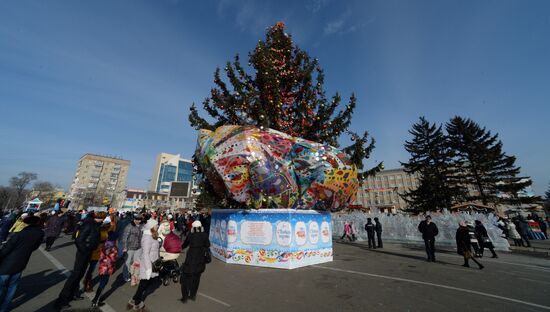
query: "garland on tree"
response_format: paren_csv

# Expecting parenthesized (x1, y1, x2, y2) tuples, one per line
(189, 22, 382, 209)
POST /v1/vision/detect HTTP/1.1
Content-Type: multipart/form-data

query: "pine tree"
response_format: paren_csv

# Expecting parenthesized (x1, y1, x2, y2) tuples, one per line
(189, 22, 382, 208)
(544, 184, 550, 212)
(446, 116, 523, 206)
(401, 117, 465, 213)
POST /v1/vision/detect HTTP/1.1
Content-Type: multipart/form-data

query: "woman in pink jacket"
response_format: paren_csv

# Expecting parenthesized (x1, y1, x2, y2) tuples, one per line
(91, 231, 118, 307)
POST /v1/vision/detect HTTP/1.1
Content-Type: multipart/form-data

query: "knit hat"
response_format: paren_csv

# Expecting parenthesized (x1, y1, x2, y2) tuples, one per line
(192, 220, 202, 228)
(21, 213, 29, 219)
(143, 219, 158, 232)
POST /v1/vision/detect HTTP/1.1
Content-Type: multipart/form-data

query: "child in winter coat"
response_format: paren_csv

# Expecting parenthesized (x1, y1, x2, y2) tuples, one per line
(91, 231, 118, 307)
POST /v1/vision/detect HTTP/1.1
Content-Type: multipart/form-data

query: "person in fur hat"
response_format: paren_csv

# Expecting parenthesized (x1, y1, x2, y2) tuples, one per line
(179, 220, 210, 303)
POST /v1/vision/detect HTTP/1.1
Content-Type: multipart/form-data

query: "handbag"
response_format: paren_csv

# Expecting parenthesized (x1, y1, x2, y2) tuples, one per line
(204, 248, 212, 264)
(152, 258, 163, 273)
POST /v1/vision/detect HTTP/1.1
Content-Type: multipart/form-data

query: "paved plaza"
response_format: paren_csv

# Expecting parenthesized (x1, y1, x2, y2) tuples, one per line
(10, 235, 550, 312)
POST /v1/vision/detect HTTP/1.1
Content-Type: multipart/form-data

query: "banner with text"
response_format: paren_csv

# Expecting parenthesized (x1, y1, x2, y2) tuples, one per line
(210, 209, 333, 269)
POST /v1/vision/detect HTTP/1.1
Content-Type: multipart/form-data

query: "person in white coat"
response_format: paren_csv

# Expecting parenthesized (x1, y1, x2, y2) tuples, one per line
(506, 221, 522, 246)
(127, 219, 160, 312)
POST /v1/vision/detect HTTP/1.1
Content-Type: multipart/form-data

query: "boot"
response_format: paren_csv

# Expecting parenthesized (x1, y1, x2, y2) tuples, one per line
(126, 299, 135, 310)
(471, 257, 484, 270)
(133, 302, 145, 311)
(92, 287, 103, 307)
(462, 259, 470, 267)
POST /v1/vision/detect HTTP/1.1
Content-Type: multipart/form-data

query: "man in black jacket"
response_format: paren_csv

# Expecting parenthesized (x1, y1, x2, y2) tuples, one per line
(418, 215, 439, 262)
(0, 215, 44, 312)
(364, 218, 376, 249)
(55, 212, 100, 310)
(180, 220, 210, 303)
(374, 217, 383, 248)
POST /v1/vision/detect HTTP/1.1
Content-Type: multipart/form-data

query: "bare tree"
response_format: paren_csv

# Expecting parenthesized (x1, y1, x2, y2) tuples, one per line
(9, 172, 37, 208)
(0, 186, 14, 211)
(33, 181, 55, 197)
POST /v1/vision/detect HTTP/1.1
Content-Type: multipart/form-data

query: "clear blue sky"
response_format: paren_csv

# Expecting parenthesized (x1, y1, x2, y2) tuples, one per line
(1, 0, 549, 195)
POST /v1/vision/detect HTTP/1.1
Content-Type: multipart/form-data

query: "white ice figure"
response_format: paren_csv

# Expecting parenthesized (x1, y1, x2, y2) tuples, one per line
(332, 209, 510, 251)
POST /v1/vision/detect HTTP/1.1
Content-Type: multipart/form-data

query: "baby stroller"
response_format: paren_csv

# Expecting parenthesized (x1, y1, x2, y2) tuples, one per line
(158, 251, 181, 286)
(158, 226, 183, 286)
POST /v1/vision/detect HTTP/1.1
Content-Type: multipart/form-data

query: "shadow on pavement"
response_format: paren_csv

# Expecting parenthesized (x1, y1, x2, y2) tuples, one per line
(34, 299, 60, 312)
(100, 273, 127, 301)
(49, 241, 74, 251)
(11, 269, 66, 310)
(337, 240, 462, 266)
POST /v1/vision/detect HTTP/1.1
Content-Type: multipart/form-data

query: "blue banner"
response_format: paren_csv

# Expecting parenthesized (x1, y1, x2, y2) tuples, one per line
(210, 209, 333, 269)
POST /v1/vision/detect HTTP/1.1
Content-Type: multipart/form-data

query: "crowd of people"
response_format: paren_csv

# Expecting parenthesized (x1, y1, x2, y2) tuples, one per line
(496, 214, 548, 247)
(0, 208, 212, 312)
(1, 204, 548, 311)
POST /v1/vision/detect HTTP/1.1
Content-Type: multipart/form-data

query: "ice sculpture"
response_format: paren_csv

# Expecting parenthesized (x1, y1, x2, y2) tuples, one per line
(332, 209, 510, 251)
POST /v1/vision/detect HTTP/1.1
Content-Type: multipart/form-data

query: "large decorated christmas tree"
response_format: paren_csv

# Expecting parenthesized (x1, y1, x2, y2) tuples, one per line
(189, 22, 382, 210)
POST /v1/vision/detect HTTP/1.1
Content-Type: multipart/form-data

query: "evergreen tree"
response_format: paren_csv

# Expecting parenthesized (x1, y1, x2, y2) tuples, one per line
(401, 117, 465, 213)
(446, 116, 525, 206)
(543, 184, 550, 213)
(189, 22, 382, 208)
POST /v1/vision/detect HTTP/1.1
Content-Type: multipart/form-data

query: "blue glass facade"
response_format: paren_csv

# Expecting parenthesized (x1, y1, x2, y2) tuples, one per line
(177, 161, 193, 182)
(156, 160, 193, 193)
(157, 164, 177, 192)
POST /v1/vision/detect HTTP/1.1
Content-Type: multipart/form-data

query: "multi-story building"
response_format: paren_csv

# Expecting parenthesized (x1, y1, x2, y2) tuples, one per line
(150, 153, 193, 195)
(122, 188, 195, 212)
(68, 154, 130, 210)
(353, 168, 420, 213)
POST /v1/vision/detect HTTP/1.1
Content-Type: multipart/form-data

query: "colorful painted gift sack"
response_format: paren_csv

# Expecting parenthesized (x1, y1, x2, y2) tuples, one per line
(196, 125, 359, 210)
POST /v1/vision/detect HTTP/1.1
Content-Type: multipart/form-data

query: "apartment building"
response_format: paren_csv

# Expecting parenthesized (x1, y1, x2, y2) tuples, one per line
(68, 154, 130, 209)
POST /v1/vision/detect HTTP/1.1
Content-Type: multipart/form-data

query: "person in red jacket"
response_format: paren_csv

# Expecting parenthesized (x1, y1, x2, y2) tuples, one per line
(91, 231, 118, 308)
(164, 231, 182, 254)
